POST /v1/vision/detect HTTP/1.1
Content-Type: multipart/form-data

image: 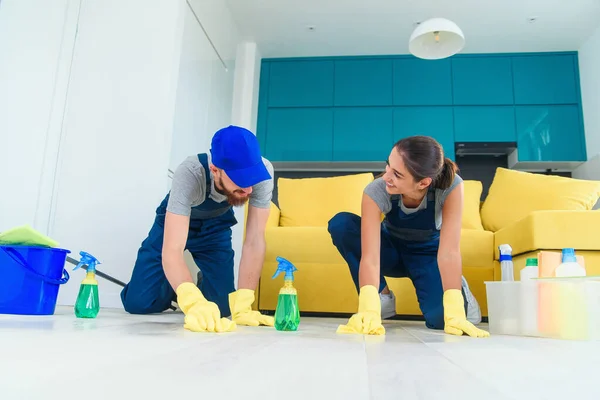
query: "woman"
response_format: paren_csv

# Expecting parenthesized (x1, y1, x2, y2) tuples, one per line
(327, 136, 489, 337)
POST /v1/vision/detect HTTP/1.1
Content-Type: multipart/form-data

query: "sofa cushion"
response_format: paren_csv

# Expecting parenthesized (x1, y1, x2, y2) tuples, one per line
(460, 229, 494, 269)
(480, 168, 600, 232)
(277, 173, 374, 227)
(462, 180, 484, 230)
(493, 210, 600, 259)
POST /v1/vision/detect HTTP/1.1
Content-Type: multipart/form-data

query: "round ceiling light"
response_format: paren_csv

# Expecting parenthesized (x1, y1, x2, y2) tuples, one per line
(409, 18, 465, 60)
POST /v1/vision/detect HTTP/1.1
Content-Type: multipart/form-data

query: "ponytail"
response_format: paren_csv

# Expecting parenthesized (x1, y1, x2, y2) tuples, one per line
(434, 157, 458, 189)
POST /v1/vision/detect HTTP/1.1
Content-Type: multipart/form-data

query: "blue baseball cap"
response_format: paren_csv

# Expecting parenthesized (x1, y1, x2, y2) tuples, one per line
(210, 125, 271, 188)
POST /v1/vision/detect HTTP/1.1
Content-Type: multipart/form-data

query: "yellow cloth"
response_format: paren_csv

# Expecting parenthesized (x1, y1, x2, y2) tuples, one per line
(229, 289, 274, 326)
(461, 180, 484, 230)
(278, 173, 373, 227)
(481, 167, 600, 232)
(337, 285, 385, 335)
(443, 289, 489, 338)
(176, 283, 236, 333)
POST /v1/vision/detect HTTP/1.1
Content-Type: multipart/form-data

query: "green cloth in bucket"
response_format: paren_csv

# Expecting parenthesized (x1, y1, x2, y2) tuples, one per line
(0, 225, 59, 247)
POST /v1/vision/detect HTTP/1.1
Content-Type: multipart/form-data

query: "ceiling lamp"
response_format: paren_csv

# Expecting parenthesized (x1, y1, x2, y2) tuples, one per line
(409, 18, 465, 60)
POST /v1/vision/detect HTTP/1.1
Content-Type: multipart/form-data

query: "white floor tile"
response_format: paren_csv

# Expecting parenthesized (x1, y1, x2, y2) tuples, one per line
(1, 308, 599, 400)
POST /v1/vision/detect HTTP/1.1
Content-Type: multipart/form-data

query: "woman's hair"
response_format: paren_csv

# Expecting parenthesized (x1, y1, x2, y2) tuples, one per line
(392, 136, 458, 190)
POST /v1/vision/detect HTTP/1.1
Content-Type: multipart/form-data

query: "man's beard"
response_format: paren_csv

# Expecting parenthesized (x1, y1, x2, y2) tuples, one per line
(216, 176, 249, 207)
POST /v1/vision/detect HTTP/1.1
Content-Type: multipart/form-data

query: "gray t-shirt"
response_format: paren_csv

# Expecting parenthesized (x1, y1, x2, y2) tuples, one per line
(364, 174, 463, 230)
(167, 153, 274, 216)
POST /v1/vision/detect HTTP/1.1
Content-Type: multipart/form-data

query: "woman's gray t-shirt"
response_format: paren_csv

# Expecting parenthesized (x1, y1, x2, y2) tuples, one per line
(364, 174, 463, 230)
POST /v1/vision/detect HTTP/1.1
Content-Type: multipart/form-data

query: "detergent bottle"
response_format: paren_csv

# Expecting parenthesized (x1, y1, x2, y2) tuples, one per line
(499, 244, 514, 281)
(555, 248, 586, 277)
(73, 251, 101, 318)
(271, 256, 300, 331)
(520, 257, 539, 281)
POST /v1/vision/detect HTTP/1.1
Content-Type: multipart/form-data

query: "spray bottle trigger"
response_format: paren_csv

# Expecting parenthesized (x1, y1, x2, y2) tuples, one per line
(72, 251, 101, 272)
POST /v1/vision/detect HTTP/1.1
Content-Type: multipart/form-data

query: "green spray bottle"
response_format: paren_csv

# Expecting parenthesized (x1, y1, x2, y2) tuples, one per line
(271, 256, 300, 331)
(73, 251, 100, 318)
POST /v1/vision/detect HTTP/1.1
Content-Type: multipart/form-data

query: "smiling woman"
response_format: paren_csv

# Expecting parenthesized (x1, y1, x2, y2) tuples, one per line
(328, 135, 490, 338)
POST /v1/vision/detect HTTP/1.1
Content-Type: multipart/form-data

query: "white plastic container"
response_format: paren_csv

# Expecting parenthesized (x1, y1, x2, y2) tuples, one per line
(555, 248, 586, 277)
(485, 278, 600, 340)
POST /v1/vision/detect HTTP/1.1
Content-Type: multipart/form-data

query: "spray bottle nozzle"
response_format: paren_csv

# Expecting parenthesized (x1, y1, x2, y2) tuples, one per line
(73, 251, 101, 273)
(272, 256, 297, 281)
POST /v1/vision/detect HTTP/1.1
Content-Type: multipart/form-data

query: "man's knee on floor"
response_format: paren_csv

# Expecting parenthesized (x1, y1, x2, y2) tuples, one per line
(121, 289, 168, 315)
(424, 308, 445, 330)
(327, 212, 359, 241)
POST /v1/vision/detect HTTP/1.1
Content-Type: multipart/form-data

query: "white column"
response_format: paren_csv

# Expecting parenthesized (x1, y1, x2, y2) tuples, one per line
(230, 41, 263, 287)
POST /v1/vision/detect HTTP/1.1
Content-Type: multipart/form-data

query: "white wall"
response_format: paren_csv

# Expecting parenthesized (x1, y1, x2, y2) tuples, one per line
(0, 0, 79, 233)
(50, 0, 187, 307)
(575, 24, 600, 184)
(0, 0, 258, 308)
(170, 1, 238, 280)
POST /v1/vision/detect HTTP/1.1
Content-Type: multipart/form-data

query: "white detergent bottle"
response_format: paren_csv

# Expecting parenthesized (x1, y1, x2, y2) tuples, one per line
(520, 257, 539, 281)
(555, 248, 586, 277)
(499, 244, 514, 281)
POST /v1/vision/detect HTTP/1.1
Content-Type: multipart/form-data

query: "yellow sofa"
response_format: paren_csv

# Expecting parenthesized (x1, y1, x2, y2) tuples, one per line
(256, 168, 600, 318)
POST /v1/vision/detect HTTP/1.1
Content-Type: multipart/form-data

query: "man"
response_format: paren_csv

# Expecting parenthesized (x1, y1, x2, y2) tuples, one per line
(121, 125, 275, 333)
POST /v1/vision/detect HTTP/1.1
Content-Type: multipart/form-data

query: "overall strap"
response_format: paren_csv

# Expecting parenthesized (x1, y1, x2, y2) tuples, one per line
(197, 153, 212, 199)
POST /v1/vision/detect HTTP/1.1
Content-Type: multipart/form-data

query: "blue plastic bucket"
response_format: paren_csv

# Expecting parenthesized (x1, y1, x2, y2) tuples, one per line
(0, 245, 71, 315)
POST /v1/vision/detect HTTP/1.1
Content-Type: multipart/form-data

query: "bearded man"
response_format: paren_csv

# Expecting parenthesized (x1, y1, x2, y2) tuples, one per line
(121, 125, 275, 333)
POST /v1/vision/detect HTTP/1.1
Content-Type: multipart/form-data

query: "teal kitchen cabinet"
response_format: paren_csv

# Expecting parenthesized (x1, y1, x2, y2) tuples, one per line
(333, 108, 393, 161)
(393, 58, 452, 105)
(512, 55, 578, 105)
(265, 108, 334, 161)
(256, 62, 271, 154)
(393, 107, 455, 160)
(268, 60, 334, 107)
(515, 105, 585, 161)
(451, 56, 514, 105)
(334, 59, 393, 106)
(454, 106, 516, 142)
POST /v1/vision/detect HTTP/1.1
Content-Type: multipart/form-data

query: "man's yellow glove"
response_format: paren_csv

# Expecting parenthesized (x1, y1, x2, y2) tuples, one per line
(443, 289, 489, 338)
(176, 282, 236, 333)
(229, 289, 274, 327)
(337, 285, 385, 335)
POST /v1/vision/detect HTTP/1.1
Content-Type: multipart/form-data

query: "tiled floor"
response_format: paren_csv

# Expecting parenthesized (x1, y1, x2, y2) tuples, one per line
(1, 307, 599, 400)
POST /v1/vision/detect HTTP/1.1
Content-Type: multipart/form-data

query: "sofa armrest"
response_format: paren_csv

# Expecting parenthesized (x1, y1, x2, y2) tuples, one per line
(494, 210, 600, 258)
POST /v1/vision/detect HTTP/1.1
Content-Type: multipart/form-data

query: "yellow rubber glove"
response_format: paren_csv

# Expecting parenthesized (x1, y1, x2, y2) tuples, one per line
(443, 289, 489, 338)
(229, 289, 274, 327)
(337, 285, 385, 335)
(176, 282, 236, 333)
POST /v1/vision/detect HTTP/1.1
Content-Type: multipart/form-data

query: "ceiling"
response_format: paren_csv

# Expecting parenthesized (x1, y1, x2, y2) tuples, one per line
(224, 0, 600, 58)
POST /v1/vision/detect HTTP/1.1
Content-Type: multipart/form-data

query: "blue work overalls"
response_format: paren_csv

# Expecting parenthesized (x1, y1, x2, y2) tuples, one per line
(121, 153, 237, 316)
(328, 187, 466, 329)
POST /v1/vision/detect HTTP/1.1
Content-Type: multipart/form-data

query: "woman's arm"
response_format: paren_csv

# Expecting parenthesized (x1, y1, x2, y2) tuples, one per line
(438, 181, 464, 291)
(359, 193, 383, 289)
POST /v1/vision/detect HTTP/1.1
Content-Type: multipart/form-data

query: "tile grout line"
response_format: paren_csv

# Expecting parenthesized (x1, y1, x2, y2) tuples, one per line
(410, 329, 519, 400)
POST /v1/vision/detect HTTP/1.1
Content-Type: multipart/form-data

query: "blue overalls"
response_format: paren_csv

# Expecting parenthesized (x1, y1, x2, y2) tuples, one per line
(121, 153, 238, 316)
(328, 187, 466, 329)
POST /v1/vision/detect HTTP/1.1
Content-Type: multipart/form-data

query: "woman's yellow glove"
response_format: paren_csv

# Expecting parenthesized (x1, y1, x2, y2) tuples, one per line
(337, 285, 385, 335)
(443, 289, 489, 338)
(176, 282, 236, 333)
(229, 289, 274, 326)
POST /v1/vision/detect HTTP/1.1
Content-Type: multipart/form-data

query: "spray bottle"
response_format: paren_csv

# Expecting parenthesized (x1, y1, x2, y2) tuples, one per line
(271, 256, 300, 331)
(73, 251, 101, 318)
(499, 244, 514, 281)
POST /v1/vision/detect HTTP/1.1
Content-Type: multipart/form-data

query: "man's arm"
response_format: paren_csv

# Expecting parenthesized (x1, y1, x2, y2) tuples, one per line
(237, 204, 270, 290)
(438, 181, 464, 291)
(162, 211, 194, 290)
